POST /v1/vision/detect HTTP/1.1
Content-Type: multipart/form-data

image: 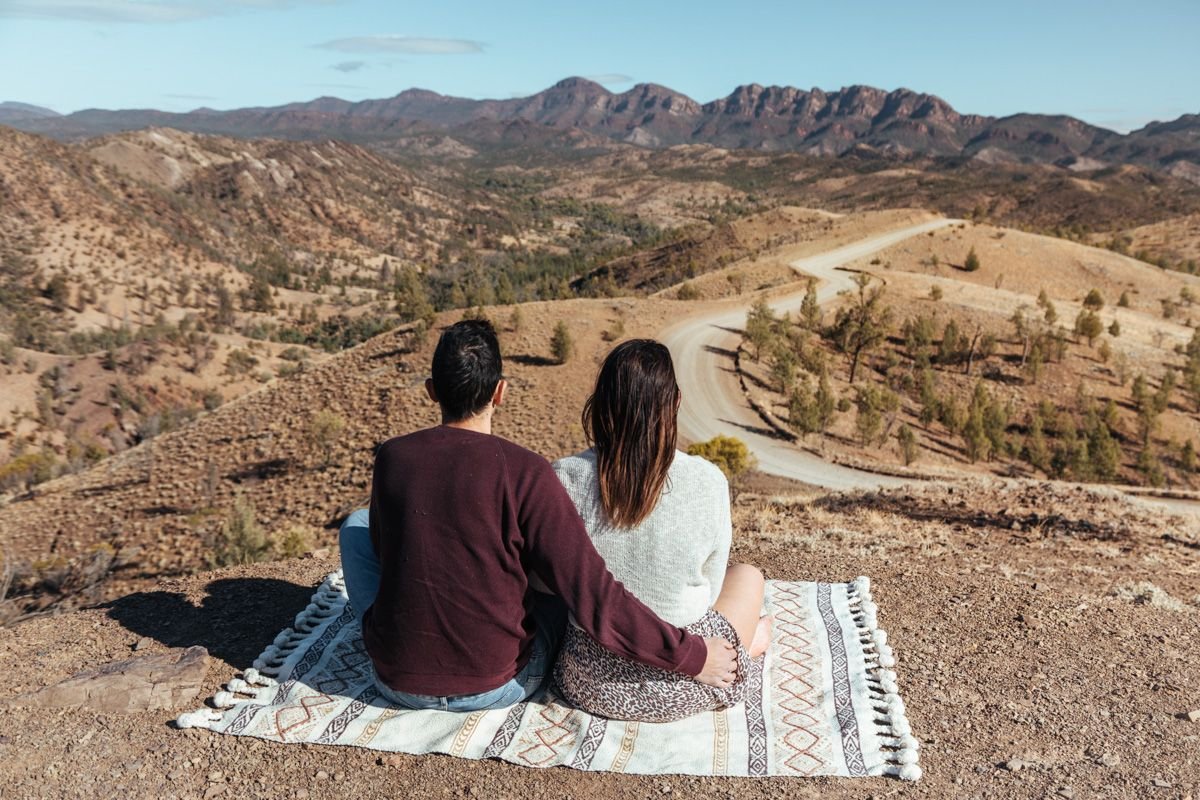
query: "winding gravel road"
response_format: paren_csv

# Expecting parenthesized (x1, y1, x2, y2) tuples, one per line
(661, 217, 1200, 517)
(661, 219, 959, 490)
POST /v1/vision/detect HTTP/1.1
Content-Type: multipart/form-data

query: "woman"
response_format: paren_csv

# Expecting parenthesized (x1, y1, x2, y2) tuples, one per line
(552, 339, 771, 723)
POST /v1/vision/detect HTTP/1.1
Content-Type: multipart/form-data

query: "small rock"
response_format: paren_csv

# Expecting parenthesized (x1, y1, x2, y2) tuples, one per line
(1056, 787, 1075, 799)
(314, 770, 328, 781)
(295, 791, 309, 800)
(1153, 779, 1172, 788)
(133, 637, 153, 652)
(378, 754, 405, 768)
(1003, 758, 1028, 772)
(1186, 709, 1200, 723)
(203, 786, 225, 800)
(1097, 753, 1121, 768)
(207, 771, 223, 782)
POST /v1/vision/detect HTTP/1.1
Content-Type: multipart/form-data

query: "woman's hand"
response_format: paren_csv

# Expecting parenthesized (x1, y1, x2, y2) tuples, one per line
(694, 637, 738, 688)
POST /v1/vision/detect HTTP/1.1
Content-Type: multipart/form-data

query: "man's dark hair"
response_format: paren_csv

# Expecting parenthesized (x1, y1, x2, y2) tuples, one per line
(431, 319, 503, 422)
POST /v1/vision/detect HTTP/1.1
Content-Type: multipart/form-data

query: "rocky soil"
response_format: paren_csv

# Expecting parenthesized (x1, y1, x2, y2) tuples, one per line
(0, 479, 1197, 799)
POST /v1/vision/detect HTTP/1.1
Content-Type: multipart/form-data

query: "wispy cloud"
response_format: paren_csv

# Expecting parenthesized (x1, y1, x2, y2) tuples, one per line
(316, 35, 483, 55)
(1080, 107, 1190, 133)
(0, 0, 336, 24)
(585, 73, 633, 86)
(331, 60, 365, 73)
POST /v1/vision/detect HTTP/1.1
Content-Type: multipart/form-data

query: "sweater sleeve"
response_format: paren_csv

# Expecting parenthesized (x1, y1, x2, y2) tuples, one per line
(516, 455, 707, 677)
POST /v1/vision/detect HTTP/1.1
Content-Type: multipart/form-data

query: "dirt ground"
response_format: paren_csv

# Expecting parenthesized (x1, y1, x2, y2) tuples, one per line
(0, 479, 1197, 800)
(4, 209, 1200, 799)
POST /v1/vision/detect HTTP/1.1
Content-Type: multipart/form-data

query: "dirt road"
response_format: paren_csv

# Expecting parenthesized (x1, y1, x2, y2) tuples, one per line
(661, 219, 959, 490)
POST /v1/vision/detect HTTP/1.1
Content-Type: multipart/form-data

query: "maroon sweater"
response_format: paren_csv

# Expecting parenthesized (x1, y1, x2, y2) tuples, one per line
(363, 426, 706, 695)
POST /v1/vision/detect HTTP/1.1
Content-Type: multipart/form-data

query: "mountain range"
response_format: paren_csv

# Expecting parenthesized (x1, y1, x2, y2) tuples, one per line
(4, 78, 1199, 178)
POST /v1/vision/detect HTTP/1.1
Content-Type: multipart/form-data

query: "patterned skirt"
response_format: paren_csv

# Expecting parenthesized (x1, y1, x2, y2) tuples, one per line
(553, 609, 762, 723)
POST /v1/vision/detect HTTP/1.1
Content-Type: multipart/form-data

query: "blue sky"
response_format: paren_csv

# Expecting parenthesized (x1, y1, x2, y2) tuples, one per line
(0, 0, 1196, 132)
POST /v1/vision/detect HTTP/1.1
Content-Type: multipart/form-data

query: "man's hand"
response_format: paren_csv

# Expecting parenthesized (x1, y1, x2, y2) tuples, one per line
(694, 637, 738, 688)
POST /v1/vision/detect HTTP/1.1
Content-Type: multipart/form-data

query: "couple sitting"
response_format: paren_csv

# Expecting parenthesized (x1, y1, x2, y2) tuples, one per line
(339, 320, 770, 723)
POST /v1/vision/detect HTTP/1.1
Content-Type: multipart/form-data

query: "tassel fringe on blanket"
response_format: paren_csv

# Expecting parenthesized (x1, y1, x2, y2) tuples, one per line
(178, 573, 920, 781)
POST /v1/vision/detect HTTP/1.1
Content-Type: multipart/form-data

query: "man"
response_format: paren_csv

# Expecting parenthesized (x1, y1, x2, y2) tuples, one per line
(339, 319, 737, 711)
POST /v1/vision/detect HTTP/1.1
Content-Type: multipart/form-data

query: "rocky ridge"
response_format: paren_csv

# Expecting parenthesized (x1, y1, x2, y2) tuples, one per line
(6, 77, 1198, 178)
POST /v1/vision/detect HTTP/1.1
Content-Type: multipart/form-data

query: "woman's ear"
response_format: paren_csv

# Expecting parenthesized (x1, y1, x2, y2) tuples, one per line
(675, 388, 682, 411)
(425, 378, 439, 404)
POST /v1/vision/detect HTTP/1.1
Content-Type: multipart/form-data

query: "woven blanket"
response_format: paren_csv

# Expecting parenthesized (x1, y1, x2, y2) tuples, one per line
(177, 573, 920, 780)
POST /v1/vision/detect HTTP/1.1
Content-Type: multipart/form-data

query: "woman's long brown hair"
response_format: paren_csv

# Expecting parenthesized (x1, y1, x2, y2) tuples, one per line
(583, 339, 679, 528)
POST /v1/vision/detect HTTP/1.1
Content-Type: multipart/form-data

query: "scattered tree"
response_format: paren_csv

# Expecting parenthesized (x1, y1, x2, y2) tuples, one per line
(1023, 407, 1051, 474)
(1037, 289, 1058, 324)
(828, 273, 892, 383)
(963, 247, 981, 272)
(744, 298, 779, 361)
(787, 374, 837, 439)
(1182, 440, 1197, 473)
(1074, 310, 1103, 346)
(1136, 444, 1165, 487)
(853, 384, 899, 447)
(902, 314, 936, 366)
(897, 424, 918, 466)
(938, 319, 962, 365)
(394, 269, 435, 327)
(767, 340, 798, 393)
(799, 281, 821, 330)
(550, 321, 574, 364)
(309, 409, 346, 468)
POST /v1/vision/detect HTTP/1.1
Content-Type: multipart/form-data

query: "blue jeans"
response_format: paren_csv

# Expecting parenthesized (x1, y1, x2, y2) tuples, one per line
(339, 508, 564, 712)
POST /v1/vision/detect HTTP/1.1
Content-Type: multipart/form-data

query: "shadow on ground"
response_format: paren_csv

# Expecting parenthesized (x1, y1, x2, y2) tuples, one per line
(102, 577, 316, 667)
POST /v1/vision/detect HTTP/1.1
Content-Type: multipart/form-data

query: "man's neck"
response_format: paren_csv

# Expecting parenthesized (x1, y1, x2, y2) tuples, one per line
(442, 411, 492, 435)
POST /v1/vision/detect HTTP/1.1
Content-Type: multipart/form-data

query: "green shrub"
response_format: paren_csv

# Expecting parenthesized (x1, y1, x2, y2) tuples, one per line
(210, 495, 270, 567)
(272, 525, 314, 559)
(309, 410, 346, 468)
(686, 435, 757, 482)
(897, 424, 918, 465)
(550, 321, 574, 364)
(963, 247, 981, 272)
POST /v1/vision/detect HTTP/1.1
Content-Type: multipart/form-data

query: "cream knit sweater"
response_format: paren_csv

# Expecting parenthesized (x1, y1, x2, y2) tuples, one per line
(552, 448, 732, 627)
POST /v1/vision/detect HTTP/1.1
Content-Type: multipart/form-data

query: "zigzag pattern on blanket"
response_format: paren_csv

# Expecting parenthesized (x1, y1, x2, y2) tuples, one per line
(176, 573, 921, 781)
